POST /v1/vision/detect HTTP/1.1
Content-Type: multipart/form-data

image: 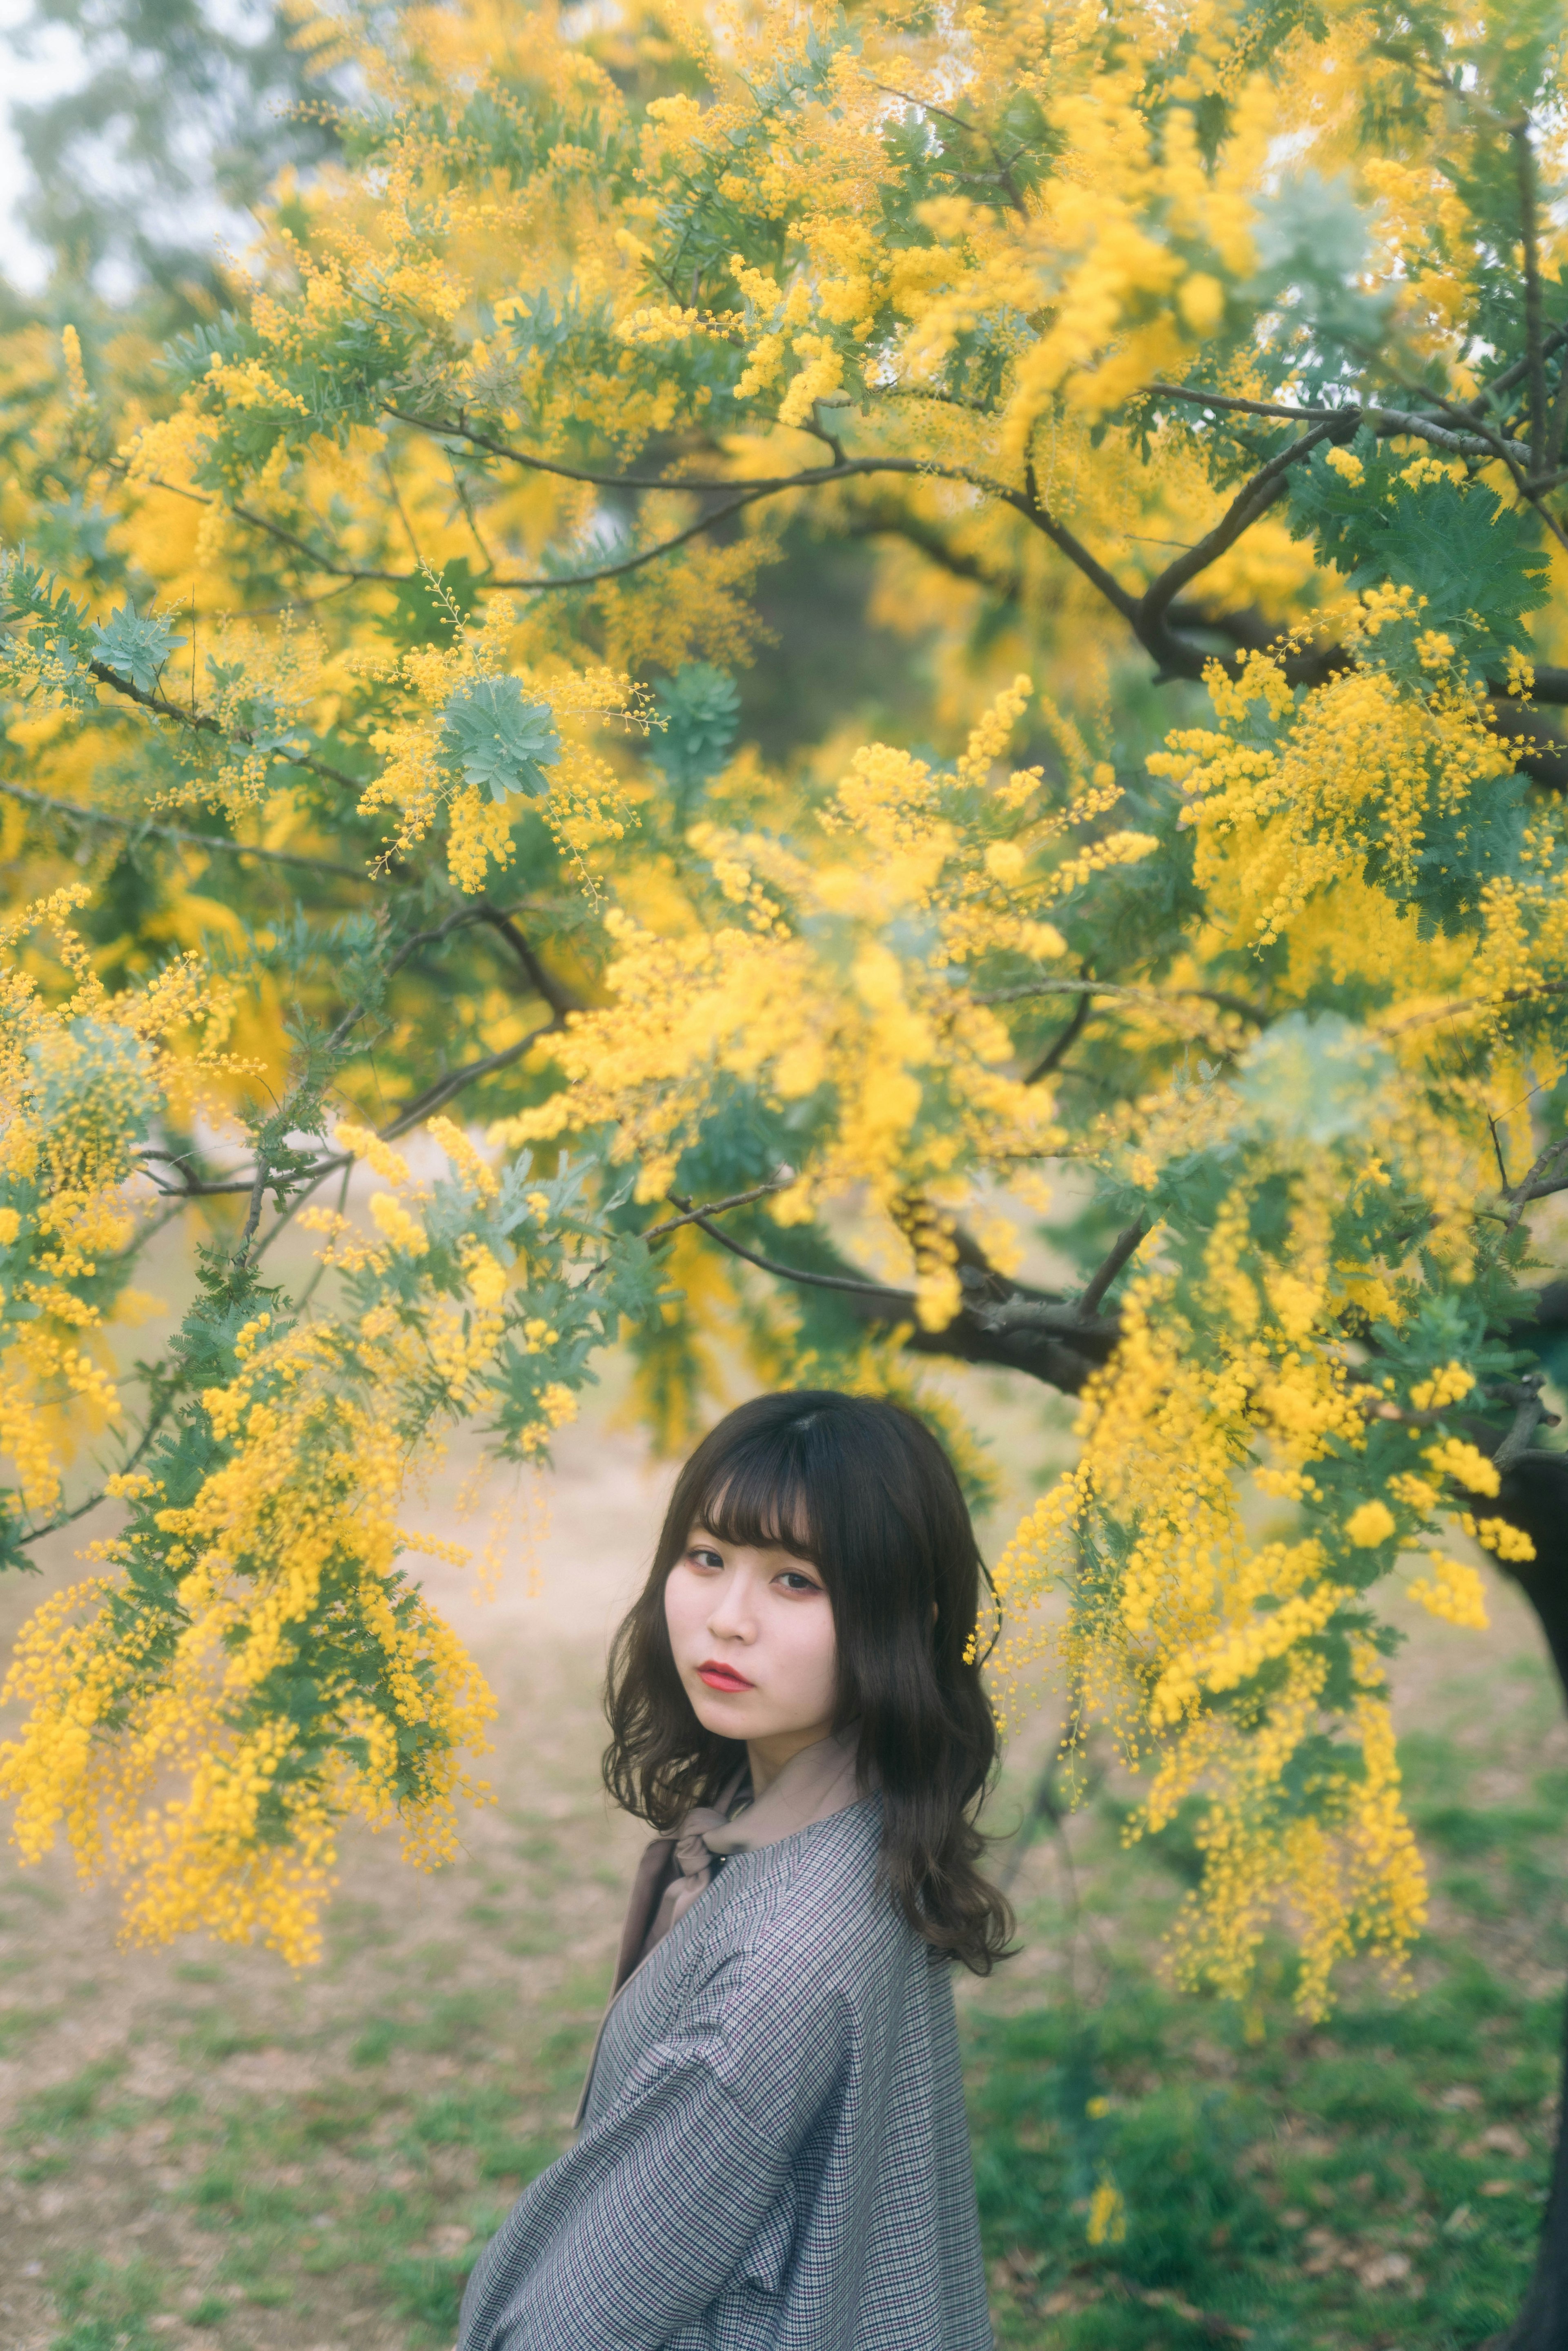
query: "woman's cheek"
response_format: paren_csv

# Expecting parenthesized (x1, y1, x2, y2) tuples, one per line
(663, 1569, 701, 1650)
(788, 1604, 837, 1704)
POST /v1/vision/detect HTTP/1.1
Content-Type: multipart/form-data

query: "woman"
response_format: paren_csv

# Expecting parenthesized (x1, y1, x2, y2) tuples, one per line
(457, 1389, 1009, 2351)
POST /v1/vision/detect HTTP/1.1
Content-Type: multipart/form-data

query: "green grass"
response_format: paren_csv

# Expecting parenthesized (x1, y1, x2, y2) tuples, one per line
(46, 2255, 169, 2351)
(972, 1680, 1564, 2348)
(970, 1966, 1553, 2347)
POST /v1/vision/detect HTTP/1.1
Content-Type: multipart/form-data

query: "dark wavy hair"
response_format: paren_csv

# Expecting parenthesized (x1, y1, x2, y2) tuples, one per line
(603, 1389, 1013, 1974)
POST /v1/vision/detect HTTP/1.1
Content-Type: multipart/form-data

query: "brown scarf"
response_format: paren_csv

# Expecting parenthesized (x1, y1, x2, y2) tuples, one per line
(610, 1728, 863, 1996)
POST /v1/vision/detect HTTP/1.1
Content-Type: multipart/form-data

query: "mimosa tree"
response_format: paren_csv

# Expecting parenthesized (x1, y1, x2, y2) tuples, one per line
(2, 0, 1566, 2338)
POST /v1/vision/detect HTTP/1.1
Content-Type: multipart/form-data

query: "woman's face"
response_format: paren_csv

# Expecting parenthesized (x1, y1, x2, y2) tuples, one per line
(663, 1521, 839, 1780)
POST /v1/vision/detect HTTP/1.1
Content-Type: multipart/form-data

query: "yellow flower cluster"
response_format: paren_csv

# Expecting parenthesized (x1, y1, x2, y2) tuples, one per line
(989, 1133, 1463, 2015)
(1154, 644, 1515, 948)
(0, 888, 243, 1525)
(0, 1112, 561, 1959)
(494, 686, 1147, 1327)
(1405, 1556, 1490, 1632)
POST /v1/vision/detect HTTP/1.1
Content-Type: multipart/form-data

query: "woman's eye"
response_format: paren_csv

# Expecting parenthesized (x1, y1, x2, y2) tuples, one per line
(777, 1571, 821, 1594)
(687, 1547, 724, 1571)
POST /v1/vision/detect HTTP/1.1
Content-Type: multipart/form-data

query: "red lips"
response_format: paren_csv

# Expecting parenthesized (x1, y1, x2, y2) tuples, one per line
(697, 1658, 755, 1693)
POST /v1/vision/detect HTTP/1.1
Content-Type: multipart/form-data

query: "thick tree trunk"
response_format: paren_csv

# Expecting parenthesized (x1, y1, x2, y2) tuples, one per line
(1480, 1447, 1568, 2351)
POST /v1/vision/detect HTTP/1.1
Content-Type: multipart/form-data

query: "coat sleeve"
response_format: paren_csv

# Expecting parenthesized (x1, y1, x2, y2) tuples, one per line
(456, 1950, 852, 2351)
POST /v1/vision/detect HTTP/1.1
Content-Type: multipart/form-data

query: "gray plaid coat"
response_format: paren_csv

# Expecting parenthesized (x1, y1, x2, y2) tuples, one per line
(456, 1797, 994, 2351)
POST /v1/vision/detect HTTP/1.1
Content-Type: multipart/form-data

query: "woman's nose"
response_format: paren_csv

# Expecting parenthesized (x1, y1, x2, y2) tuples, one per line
(707, 1575, 755, 1640)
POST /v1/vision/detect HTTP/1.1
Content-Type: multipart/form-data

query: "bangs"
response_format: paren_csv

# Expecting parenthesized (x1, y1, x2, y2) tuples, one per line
(685, 1429, 819, 1561)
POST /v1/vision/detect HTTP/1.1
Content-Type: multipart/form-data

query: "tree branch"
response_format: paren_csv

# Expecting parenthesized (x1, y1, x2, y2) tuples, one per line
(973, 976, 1267, 1024)
(643, 1176, 793, 1242)
(664, 1197, 912, 1299)
(1494, 1372, 1551, 1472)
(1020, 454, 1140, 621)
(383, 410, 1020, 510)
(1146, 381, 1535, 466)
(669, 1196, 1124, 1395)
(1025, 989, 1092, 1085)
(141, 1020, 565, 1216)
(1076, 1217, 1147, 1320)
(82, 655, 365, 795)
(489, 488, 771, 590)
(1503, 1137, 1568, 1233)
(16, 1389, 175, 1549)
(1512, 125, 1550, 471)
(1139, 424, 1336, 637)
(473, 905, 583, 1017)
(376, 1021, 562, 1138)
(230, 501, 407, 584)
(865, 82, 1031, 217)
(0, 780, 374, 881)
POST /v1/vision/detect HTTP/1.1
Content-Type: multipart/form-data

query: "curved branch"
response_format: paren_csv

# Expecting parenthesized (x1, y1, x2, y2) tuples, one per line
(1025, 989, 1092, 1085)
(665, 1198, 911, 1299)
(0, 780, 374, 881)
(672, 1197, 1125, 1395)
(1147, 381, 1535, 466)
(973, 976, 1267, 1024)
(1020, 454, 1140, 621)
(376, 1021, 562, 1138)
(383, 408, 1020, 509)
(644, 1176, 793, 1242)
(16, 1390, 175, 1549)
(83, 655, 365, 795)
(230, 501, 407, 584)
(1138, 423, 1336, 642)
(489, 487, 771, 590)
(473, 905, 583, 1017)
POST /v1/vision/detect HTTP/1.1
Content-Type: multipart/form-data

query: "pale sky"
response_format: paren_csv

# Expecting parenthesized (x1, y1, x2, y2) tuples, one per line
(0, 0, 74, 292)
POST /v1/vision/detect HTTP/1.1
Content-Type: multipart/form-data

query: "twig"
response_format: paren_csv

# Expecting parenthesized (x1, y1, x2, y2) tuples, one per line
(16, 1393, 174, 1549)
(143, 1021, 566, 1213)
(1146, 381, 1534, 466)
(1025, 990, 1092, 1085)
(0, 780, 374, 881)
(377, 1021, 562, 1139)
(383, 412, 1021, 512)
(473, 905, 584, 1017)
(975, 976, 1266, 1024)
(643, 1176, 793, 1242)
(230, 501, 407, 585)
(253, 1150, 347, 1266)
(284, 1158, 354, 1299)
(866, 80, 1030, 216)
(79, 654, 365, 795)
(1076, 1217, 1146, 1321)
(666, 1198, 916, 1302)
(1513, 124, 1549, 471)
(234, 1148, 273, 1268)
